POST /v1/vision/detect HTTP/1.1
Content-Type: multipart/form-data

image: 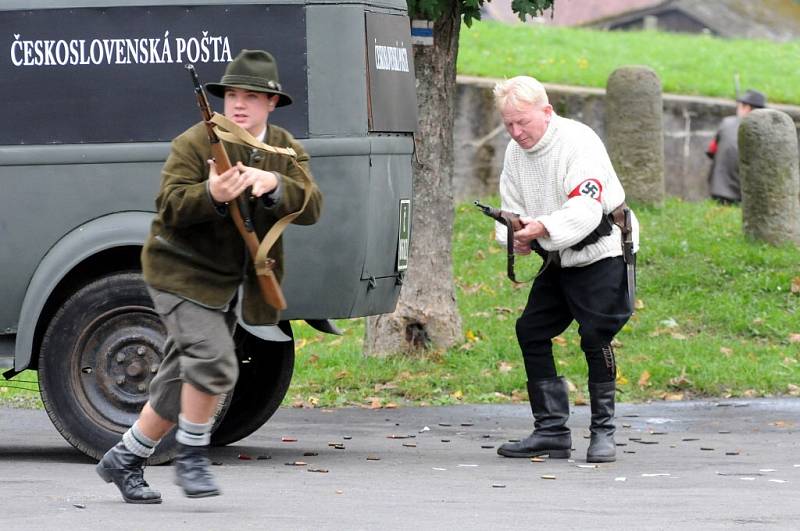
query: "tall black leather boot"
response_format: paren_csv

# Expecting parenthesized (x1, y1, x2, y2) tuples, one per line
(96, 442, 162, 504)
(174, 444, 221, 498)
(497, 377, 572, 458)
(587, 380, 616, 463)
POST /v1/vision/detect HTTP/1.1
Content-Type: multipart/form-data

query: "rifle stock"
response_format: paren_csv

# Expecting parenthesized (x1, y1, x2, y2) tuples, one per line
(188, 64, 287, 311)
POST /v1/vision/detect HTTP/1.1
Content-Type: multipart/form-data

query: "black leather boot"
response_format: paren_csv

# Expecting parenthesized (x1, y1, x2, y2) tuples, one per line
(96, 442, 162, 504)
(174, 444, 221, 498)
(497, 377, 572, 458)
(587, 381, 616, 463)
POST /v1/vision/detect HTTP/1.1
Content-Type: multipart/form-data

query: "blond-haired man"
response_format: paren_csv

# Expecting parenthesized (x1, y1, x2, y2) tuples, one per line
(492, 76, 639, 463)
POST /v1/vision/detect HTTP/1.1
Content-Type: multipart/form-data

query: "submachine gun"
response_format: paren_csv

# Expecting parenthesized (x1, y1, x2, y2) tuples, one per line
(473, 201, 552, 283)
(474, 200, 636, 310)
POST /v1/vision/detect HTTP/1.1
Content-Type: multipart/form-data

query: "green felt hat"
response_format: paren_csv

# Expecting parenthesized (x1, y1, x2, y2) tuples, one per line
(205, 49, 292, 107)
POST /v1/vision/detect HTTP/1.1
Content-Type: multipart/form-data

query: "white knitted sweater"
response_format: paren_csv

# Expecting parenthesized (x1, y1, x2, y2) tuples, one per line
(496, 114, 640, 268)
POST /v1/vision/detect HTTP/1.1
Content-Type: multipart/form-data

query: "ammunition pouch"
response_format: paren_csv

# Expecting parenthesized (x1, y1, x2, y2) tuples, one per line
(569, 203, 628, 251)
(570, 213, 614, 251)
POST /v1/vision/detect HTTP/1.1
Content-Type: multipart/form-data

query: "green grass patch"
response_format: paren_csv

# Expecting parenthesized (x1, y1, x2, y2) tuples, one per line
(4, 199, 798, 409)
(457, 21, 800, 104)
(0, 369, 42, 409)
(288, 197, 800, 408)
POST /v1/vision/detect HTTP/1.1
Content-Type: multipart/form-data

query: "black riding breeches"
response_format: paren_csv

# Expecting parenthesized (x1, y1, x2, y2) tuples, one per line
(515, 256, 631, 383)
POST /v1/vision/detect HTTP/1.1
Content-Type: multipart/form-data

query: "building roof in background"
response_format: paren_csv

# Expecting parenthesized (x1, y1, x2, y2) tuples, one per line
(481, 0, 660, 26)
(586, 0, 800, 41)
(482, 0, 800, 42)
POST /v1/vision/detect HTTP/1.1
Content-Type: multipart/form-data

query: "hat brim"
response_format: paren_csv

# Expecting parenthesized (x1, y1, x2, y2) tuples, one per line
(205, 82, 293, 107)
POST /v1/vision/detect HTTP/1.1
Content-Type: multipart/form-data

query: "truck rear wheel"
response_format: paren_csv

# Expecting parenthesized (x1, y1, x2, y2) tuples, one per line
(38, 272, 179, 463)
(210, 322, 295, 446)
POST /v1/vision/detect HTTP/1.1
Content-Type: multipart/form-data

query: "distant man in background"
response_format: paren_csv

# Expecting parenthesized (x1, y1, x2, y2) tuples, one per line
(706, 89, 767, 205)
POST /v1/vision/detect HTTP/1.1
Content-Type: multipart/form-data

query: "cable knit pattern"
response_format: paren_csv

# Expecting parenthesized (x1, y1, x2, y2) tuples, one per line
(496, 114, 640, 268)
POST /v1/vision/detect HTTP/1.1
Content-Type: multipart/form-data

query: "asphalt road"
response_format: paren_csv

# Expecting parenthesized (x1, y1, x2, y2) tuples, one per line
(1, 398, 799, 530)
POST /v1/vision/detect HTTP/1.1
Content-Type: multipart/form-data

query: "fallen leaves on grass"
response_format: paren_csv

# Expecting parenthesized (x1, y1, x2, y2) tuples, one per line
(790, 276, 800, 294)
(510, 389, 527, 402)
(668, 368, 693, 389)
(465, 330, 482, 342)
(552, 336, 568, 347)
(638, 370, 651, 388)
(663, 392, 685, 401)
(461, 282, 484, 295)
(291, 396, 319, 409)
(497, 361, 514, 373)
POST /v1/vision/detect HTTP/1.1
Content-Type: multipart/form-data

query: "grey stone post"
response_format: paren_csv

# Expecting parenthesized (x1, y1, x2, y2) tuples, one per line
(605, 66, 665, 205)
(739, 109, 800, 245)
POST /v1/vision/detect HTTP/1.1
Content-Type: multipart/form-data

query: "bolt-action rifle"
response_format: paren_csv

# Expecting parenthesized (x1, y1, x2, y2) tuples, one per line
(186, 64, 287, 310)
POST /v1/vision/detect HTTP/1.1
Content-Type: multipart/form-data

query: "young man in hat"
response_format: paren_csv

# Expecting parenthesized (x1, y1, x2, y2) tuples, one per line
(96, 49, 322, 503)
(706, 88, 767, 204)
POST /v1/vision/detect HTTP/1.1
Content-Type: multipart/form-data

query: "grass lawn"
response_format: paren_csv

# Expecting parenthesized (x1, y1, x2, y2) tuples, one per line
(284, 197, 800, 408)
(2, 199, 798, 409)
(457, 21, 800, 105)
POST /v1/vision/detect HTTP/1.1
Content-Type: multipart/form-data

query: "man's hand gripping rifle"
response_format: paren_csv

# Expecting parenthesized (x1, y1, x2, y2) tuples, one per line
(187, 64, 287, 310)
(474, 201, 535, 283)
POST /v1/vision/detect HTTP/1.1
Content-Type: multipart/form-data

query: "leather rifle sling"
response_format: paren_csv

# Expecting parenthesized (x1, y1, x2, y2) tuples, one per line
(501, 212, 543, 284)
(209, 112, 313, 277)
(501, 213, 517, 282)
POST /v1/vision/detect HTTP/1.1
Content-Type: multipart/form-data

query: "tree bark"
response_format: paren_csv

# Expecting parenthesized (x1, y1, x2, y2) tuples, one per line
(364, 5, 463, 356)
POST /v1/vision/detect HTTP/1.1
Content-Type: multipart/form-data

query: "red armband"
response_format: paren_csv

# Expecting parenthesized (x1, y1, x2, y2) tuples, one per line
(568, 179, 603, 202)
(706, 138, 718, 157)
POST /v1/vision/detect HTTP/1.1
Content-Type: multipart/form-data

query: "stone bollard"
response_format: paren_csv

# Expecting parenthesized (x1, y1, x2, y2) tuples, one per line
(739, 109, 800, 245)
(605, 66, 665, 205)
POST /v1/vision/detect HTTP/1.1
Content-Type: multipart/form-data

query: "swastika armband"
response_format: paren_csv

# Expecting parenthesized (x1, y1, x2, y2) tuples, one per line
(568, 178, 603, 202)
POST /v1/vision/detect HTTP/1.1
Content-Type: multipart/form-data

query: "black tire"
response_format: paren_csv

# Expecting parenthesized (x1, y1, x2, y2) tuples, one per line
(39, 272, 178, 463)
(210, 322, 295, 446)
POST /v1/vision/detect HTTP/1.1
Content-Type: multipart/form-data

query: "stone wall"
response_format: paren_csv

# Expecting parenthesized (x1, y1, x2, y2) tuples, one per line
(454, 75, 800, 203)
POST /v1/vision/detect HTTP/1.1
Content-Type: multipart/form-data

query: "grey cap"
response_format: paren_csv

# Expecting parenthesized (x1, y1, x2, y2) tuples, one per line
(737, 89, 766, 109)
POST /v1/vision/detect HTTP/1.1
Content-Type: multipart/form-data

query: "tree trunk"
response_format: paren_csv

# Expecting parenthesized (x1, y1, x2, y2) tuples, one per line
(364, 6, 463, 356)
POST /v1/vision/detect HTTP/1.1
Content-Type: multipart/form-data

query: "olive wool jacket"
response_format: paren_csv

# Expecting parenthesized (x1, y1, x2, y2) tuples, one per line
(142, 120, 323, 325)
